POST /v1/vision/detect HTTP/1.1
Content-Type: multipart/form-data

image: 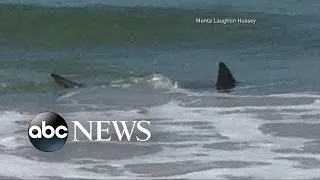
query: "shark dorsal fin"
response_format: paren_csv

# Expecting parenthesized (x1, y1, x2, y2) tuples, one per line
(215, 62, 236, 91)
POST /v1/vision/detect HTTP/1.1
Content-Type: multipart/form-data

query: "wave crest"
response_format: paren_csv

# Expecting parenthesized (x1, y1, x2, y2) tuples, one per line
(110, 73, 178, 89)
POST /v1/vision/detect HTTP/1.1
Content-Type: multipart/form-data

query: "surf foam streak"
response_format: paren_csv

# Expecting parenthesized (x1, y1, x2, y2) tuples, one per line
(0, 111, 34, 150)
(2, 94, 320, 179)
(0, 111, 30, 136)
(106, 100, 320, 179)
(0, 154, 133, 179)
(110, 73, 178, 89)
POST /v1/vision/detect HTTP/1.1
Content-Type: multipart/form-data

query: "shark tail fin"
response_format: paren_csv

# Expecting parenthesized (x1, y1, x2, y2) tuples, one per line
(50, 73, 82, 89)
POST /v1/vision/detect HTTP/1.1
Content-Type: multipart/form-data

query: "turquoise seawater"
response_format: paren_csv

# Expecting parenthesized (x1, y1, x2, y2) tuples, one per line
(0, 2, 319, 97)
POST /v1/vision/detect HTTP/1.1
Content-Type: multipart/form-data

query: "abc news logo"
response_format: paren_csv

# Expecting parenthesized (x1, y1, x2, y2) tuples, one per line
(28, 112, 151, 152)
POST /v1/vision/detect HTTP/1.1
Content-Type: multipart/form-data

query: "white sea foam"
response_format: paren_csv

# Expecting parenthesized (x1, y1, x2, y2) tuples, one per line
(0, 111, 33, 149)
(0, 154, 132, 179)
(0, 111, 29, 136)
(267, 93, 320, 98)
(57, 91, 80, 99)
(110, 73, 178, 90)
(1, 93, 320, 179)
(107, 100, 320, 179)
(0, 136, 25, 150)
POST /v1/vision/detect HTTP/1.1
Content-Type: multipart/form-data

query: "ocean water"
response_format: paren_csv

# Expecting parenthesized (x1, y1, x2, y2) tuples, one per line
(1, 0, 320, 179)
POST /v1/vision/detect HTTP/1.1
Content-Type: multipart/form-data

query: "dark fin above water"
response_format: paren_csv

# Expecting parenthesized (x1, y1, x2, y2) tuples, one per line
(50, 73, 82, 89)
(215, 62, 236, 91)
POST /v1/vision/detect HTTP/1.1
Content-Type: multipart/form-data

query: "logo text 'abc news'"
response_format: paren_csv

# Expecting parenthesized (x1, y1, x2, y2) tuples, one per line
(28, 112, 151, 152)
